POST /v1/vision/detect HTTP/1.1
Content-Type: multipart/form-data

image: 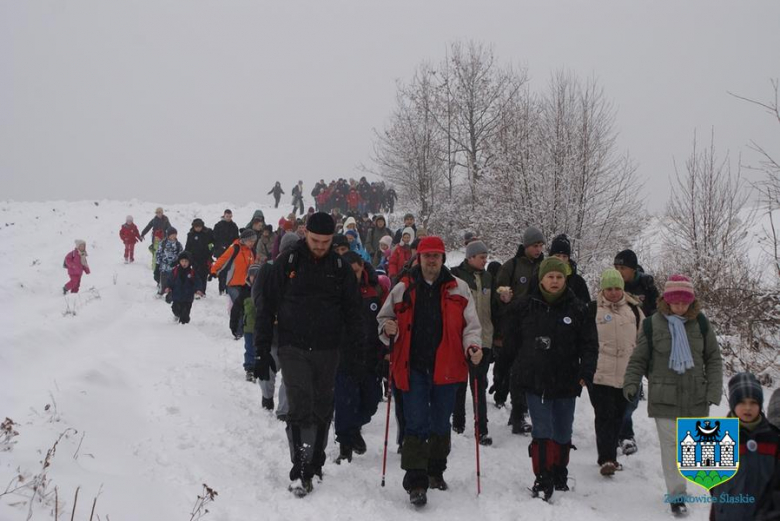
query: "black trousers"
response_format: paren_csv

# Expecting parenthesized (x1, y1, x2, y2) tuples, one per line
(452, 354, 490, 434)
(218, 271, 227, 294)
(172, 301, 192, 324)
(588, 384, 628, 465)
(279, 346, 340, 480)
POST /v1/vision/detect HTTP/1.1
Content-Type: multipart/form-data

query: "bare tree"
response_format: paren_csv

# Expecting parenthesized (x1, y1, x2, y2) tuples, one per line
(426, 41, 528, 205)
(663, 130, 754, 290)
(730, 79, 780, 279)
(369, 66, 445, 224)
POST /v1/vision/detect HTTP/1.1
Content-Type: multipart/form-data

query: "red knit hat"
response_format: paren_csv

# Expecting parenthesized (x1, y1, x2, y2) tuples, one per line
(417, 236, 446, 255)
(663, 274, 696, 305)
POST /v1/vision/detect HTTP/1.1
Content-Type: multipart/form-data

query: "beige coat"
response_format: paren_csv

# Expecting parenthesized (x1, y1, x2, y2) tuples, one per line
(593, 291, 644, 389)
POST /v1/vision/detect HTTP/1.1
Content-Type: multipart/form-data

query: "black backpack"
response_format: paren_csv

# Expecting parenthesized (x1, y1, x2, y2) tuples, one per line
(279, 249, 344, 298)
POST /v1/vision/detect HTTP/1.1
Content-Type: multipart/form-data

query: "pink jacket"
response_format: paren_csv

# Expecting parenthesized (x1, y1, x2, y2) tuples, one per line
(64, 249, 90, 277)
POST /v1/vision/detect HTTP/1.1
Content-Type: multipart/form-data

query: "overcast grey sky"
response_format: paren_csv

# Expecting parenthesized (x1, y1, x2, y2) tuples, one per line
(2, 1, 779, 211)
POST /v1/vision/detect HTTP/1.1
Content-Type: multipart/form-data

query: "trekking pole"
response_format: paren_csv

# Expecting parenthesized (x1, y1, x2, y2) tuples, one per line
(473, 376, 482, 496)
(469, 349, 482, 496)
(381, 337, 394, 487)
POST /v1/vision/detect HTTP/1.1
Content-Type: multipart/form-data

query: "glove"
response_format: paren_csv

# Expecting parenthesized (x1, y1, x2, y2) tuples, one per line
(253, 351, 277, 381)
(623, 383, 638, 404)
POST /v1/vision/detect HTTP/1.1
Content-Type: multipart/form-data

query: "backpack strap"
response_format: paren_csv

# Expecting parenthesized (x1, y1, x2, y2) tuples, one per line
(630, 303, 641, 331)
(643, 316, 654, 353)
(696, 313, 709, 349)
(218, 243, 241, 275)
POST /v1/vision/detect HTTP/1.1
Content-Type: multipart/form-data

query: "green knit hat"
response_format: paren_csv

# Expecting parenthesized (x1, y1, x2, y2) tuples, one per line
(600, 268, 625, 290)
(538, 257, 568, 279)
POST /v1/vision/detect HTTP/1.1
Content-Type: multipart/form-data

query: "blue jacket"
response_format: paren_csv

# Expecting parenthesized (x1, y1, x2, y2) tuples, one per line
(350, 241, 372, 265)
(166, 265, 204, 302)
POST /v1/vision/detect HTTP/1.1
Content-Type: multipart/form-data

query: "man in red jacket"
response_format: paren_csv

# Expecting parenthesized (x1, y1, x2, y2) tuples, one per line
(377, 236, 483, 507)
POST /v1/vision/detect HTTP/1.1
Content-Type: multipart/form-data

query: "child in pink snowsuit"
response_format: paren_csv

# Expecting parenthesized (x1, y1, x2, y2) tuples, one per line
(119, 215, 142, 263)
(63, 240, 90, 294)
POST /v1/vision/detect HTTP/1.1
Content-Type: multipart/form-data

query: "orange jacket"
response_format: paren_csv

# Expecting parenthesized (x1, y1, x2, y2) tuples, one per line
(211, 240, 255, 287)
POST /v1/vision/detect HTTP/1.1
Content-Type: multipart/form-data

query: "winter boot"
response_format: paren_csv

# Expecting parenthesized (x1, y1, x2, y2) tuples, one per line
(288, 478, 313, 498)
(599, 461, 617, 477)
(531, 472, 554, 501)
(510, 407, 532, 435)
(311, 423, 329, 480)
(530, 439, 558, 501)
(670, 501, 688, 517)
(479, 433, 493, 446)
(553, 442, 572, 491)
(620, 437, 638, 455)
(427, 433, 451, 490)
(288, 426, 311, 497)
(261, 397, 274, 411)
(428, 475, 448, 491)
(353, 431, 367, 455)
(335, 444, 353, 464)
(452, 423, 465, 434)
(409, 488, 427, 507)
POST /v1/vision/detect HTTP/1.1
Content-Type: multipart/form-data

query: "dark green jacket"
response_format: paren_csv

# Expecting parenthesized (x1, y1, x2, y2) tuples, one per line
(494, 245, 543, 340)
(623, 299, 723, 418)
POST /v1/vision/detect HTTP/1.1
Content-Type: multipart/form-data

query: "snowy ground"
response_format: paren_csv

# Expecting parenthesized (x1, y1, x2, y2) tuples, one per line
(0, 200, 728, 520)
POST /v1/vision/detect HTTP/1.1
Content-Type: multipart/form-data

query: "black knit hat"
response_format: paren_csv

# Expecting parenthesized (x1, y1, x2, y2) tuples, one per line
(306, 212, 336, 235)
(177, 251, 192, 263)
(614, 249, 639, 270)
(192, 218, 205, 228)
(166, 227, 178, 236)
(332, 234, 349, 249)
(728, 372, 764, 411)
(549, 234, 572, 257)
(341, 251, 364, 266)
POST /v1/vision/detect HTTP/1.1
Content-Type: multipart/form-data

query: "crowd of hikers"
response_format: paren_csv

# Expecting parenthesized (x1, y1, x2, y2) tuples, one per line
(61, 187, 780, 519)
(266, 177, 398, 216)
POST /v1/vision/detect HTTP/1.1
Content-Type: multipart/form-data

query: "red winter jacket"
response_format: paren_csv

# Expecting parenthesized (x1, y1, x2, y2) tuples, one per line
(387, 244, 412, 279)
(347, 191, 360, 210)
(376, 268, 482, 391)
(119, 223, 142, 244)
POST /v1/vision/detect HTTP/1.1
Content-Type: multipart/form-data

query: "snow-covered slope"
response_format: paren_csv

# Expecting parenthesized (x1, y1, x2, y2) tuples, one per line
(0, 200, 724, 520)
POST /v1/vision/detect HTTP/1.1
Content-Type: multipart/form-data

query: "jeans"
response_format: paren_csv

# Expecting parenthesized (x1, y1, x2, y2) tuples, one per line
(334, 371, 383, 447)
(588, 384, 627, 464)
(402, 370, 459, 439)
(619, 384, 642, 440)
(399, 370, 458, 490)
(525, 392, 576, 445)
(393, 385, 405, 447)
(243, 333, 256, 371)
